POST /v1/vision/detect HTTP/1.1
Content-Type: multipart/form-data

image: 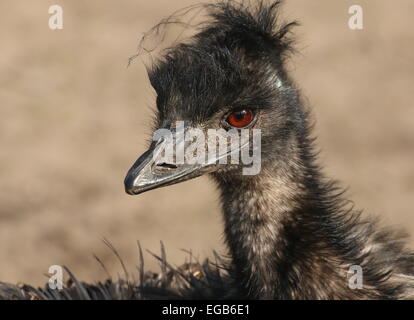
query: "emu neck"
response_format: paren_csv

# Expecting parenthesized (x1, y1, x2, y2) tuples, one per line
(214, 153, 347, 299)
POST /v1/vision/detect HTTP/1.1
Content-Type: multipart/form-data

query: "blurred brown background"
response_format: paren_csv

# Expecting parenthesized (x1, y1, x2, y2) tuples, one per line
(0, 0, 413, 286)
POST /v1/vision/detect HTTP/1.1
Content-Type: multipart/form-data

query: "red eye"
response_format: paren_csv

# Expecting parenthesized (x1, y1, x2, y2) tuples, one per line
(226, 109, 255, 128)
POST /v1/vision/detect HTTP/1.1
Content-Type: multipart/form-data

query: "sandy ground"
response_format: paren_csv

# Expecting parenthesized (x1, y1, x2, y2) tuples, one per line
(0, 0, 413, 286)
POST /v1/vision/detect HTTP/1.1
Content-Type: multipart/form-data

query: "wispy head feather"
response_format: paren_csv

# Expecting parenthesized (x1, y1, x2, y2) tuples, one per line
(133, 1, 299, 122)
(197, 0, 298, 60)
(131, 0, 298, 65)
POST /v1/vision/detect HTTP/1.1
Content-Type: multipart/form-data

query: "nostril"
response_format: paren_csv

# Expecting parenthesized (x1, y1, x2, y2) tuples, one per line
(154, 162, 178, 175)
(156, 163, 178, 169)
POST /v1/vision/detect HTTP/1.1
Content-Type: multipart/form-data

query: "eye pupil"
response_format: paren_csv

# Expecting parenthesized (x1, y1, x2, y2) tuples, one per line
(234, 111, 245, 121)
(226, 109, 254, 128)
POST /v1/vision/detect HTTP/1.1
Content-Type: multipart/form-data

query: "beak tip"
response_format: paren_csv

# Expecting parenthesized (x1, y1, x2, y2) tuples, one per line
(125, 188, 135, 195)
(124, 174, 137, 195)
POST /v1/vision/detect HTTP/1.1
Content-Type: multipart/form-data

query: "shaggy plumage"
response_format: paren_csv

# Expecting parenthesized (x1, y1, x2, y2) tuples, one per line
(0, 244, 234, 300)
(2, 0, 413, 300)
(135, 0, 414, 299)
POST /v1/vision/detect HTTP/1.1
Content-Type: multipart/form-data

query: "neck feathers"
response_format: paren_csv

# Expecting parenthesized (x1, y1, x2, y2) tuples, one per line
(214, 135, 414, 299)
(214, 135, 314, 298)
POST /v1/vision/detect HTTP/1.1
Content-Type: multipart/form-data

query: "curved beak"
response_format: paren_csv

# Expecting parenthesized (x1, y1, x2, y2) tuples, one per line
(124, 126, 259, 195)
(124, 135, 215, 195)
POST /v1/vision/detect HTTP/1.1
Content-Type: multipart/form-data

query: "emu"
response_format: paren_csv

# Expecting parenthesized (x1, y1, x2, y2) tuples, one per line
(124, 1, 414, 299)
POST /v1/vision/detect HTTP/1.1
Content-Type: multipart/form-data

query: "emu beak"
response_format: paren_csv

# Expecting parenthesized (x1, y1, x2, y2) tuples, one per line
(124, 135, 214, 195)
(124, 126, 257, 195)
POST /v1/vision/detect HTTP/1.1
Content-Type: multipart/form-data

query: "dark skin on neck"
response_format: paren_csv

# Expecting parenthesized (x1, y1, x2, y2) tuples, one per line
(125, 1, 414, 299)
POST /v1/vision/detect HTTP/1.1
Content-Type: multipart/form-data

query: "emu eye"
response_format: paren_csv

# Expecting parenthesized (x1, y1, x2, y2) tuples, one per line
(225, 109, 255, 128)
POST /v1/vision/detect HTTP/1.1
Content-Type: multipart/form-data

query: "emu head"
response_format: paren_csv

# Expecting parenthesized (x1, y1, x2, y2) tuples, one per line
(125, 1, 302, 195)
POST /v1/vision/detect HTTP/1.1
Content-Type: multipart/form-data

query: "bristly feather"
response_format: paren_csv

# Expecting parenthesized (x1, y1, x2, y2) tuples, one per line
(197, 0, 298, 59)
(0, 243, 237, 300)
